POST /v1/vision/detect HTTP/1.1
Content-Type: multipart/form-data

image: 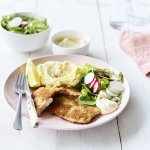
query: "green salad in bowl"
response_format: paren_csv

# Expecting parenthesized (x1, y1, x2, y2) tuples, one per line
(0, 12, 51, 52)
(1, 13, 48, 34)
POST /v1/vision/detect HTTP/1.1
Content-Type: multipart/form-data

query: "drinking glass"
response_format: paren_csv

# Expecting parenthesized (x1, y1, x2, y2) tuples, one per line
(109, 0, 150, 30)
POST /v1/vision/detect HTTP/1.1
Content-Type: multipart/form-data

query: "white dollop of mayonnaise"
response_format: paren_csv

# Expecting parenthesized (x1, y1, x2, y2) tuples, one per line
(96, 98, 118, 114)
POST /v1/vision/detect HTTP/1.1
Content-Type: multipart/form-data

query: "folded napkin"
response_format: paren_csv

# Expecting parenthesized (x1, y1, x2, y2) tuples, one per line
(120, 30, 150, 76)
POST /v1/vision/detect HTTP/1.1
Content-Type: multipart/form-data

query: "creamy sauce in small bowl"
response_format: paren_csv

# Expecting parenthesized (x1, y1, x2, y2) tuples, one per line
(51, 30, 90, 55)
(54, 36, 88, 48)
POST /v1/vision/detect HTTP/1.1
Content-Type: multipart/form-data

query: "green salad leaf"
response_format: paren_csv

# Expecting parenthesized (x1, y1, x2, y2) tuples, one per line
(110, 72, 124, 83)
(101, 69, 111, 77)
(115, 95, 122, 101)
(112, 95, 122, 105)
(118, 72, 124, 83)
(78, 84, 97, 105)
(7, 26, 25, 33)
(100, 78, 110, 90)
(80, 84, 97, 96)
(79, 95, 96, 105)
(81, 63, 99, 75)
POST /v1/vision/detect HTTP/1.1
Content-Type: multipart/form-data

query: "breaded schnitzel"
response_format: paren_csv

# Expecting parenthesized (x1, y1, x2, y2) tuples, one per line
(32, 85, 80, 116)
(48, 95, 101, 124)
(32, 85, 100, 124)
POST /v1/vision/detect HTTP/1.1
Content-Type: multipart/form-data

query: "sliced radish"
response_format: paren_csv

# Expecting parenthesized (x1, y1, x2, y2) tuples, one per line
(89, 77, 97, 89)
(20, 21, 28, 27)
(8, 17, 22, 27)
(84, 72, 95, 85)
(109, 81, 124, 94)
(93, 80, 100, 94)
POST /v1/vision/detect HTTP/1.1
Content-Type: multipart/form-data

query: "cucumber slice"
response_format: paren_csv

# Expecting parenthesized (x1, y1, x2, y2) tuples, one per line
(106, 88, 119, 97)
(109, 81, 124, 94)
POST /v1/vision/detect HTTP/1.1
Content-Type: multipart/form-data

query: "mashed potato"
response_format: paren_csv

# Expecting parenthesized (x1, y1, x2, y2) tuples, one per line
(37, 61, 83, 87)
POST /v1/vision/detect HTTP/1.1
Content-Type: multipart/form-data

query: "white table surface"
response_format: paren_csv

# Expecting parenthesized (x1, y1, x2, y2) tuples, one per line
(0, 0, 150, 150)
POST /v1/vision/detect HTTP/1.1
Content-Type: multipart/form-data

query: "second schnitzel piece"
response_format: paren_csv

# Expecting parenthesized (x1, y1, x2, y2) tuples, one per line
(48, 95, 101, 124)
(32, 85, 80, 116)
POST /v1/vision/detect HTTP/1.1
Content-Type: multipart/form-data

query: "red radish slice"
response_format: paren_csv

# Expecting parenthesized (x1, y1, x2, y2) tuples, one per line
(93, 80, 100, 94)
(84, 72, 95, 85)
(20, 21, 28, 27)
(89, 77, 97, 89)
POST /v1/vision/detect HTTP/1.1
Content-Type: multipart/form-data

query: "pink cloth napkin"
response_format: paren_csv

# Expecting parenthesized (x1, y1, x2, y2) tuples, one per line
(120, 30, 150, 76)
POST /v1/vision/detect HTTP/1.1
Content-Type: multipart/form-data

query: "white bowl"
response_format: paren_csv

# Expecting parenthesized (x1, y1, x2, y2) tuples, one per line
(0, 12, 52, 52)
(51, 30, 90, 55)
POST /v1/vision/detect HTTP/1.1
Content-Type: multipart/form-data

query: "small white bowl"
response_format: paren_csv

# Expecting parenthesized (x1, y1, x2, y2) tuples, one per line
(51, 30, 90, 55)
(0, 12, 52, 52)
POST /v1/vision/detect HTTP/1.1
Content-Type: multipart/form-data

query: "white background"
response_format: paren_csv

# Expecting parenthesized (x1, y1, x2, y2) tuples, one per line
(0, 0, 150, 150)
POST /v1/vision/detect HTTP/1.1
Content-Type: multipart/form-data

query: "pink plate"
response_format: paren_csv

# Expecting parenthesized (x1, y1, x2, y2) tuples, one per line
(4, 55, 130, 130)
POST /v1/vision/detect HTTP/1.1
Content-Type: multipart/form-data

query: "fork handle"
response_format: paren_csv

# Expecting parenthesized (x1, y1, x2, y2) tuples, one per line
(13, 93, 22, 130)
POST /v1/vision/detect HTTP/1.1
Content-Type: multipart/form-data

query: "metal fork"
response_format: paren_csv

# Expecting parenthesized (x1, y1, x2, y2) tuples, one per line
(13, 72, 26, 130)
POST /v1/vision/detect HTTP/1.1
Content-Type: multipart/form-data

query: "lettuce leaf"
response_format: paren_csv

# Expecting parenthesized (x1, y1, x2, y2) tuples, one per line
(80, 84, 97, 96)
(100, 78, 110, 90)
(81, 64, 99, 75)
(79, 95, 96, 105)
(78, 84, 97, 105)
